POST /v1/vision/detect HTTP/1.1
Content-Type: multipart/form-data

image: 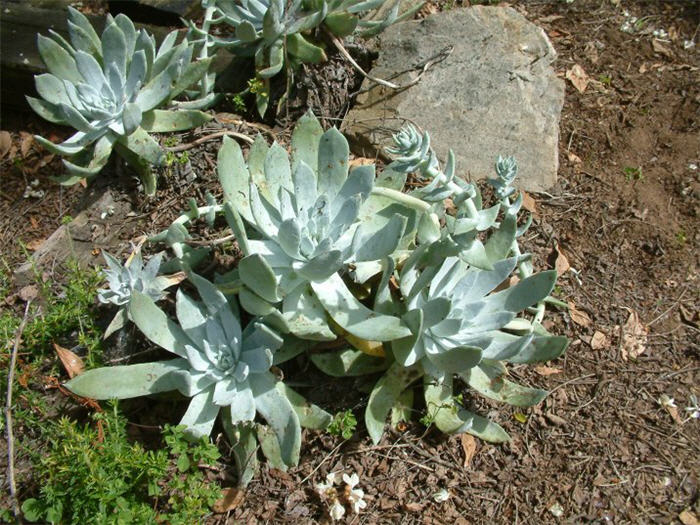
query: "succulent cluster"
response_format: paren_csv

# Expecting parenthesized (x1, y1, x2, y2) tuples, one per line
(186, 0, 423, 115)
(70, 113, 567, 487)
(29, 7, 213, 194)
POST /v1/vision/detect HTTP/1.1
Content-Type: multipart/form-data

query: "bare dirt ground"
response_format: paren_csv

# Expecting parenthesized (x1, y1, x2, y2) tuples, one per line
(1, 0, 698, 523)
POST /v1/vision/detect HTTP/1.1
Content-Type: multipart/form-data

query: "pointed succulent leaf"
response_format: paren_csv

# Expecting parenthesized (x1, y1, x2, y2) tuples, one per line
(221, 418, 259, 487)
(219, 136, 253, 223)
(179, 387, 220, 439)
(291, 111, 323, 172)
(423, 376, 472, 434)
(352, 214, 407, 262)
(141, 109, 212, 132)
(239, 254, 281, 303)
(507, 335, 569, 364)
(459, 409, 510, 443)
(65, 359, 192, 399)
(365, 362, 423, 444)
(317, 127, 349, 198)
(462, 363, 548, 407)
(37, 34, 81, 83)
(129, 291, 189, 358)
(311, 348, 388, 377)
(283, 283, 335, 340)
(278, 383, 332, 429)
(311, 273, 411, 341)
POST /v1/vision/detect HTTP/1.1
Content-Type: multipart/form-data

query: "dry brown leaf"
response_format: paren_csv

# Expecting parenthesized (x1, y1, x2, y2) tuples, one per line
(404, 502, 424, 512)
(520, 191, 538, 216)
(535, 365, 562, 376)
(566, 64, 589, 93)
(348, 156, 375, 168)
(19, 285, 39, 302)
(651, 39, 673, 58)
(0, 130, 11, 159)
(554, 244, 570, 276)
(590, 331, 609, 350)
(213, 487, 245, 513)
(567, 151, 582, 165)
(20, 132, 34, 157)
(460, 434, 477, 467)
(679, 509, 699, 525)
(568, 302, 591, 327)
(54, 343, 85, 379)
(620, 308, 647, 361)
(25, 238, 45, 251)
(639, 62, 648, 74)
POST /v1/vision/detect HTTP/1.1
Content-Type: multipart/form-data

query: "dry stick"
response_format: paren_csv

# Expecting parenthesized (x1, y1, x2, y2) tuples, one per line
(166, 130, 254, 153)
(329, 32, 453, 90)
(6, 301, 31, 523)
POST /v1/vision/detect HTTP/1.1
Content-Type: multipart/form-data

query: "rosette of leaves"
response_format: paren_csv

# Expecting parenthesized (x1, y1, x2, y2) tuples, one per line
(28, 7, 213, 194)
(67, 273, 328, 482)
(98, 249, 185, 338)
(190, 0, 422, 115)
(217, 111, 412, 343)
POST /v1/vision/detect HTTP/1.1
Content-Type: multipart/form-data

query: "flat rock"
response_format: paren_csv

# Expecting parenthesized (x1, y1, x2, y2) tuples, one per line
(13, 187, 135, 286)
(343, 6, 565, 192)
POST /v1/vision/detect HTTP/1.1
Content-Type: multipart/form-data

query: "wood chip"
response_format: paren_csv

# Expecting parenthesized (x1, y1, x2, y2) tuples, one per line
(679, 509, 699, 525)
(568, 301, 591, 327)
(349, 156, 375, 168)
(213, 487, 246, 513)
(460, 434, 477, 467)
(54, 343, 85, 379)
(566, 64, 589, 93)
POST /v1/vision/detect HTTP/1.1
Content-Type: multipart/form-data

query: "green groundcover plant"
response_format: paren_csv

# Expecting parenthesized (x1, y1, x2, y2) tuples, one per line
(66, 112, 568, 486)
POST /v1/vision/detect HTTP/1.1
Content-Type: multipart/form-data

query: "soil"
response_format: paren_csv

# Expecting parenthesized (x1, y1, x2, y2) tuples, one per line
(1, 0, 698, 523)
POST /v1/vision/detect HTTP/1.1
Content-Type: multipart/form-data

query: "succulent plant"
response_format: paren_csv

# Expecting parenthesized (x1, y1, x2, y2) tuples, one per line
(67, 273, 318, 473)
(29, 7, 213, 194)
(188, 0, 423, 116)
(98, 249, 185, 338)
(218, 111, 412, 342)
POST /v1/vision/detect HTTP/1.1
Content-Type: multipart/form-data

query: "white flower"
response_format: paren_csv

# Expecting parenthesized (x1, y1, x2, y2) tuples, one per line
(330, 500, 346, 521)
(343, 472, 367, 514)
(433, 488, 450, 502)
(316, 472, 340, 497)
(659, 394, 676, 408)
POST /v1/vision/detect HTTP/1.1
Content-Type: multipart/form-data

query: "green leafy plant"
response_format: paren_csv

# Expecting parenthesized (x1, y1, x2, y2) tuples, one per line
(623, 166, 643, 181)
(29, 7, 213, 194)
(186, 0, 423, 116)
(80, 112, 566, 486)
(20, 407, 221, 524)
(328, 409, 357, 439)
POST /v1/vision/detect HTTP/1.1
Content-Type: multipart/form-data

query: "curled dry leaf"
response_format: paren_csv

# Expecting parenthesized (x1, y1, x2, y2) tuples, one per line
(567, 301, 591, 327)
(554, 244, 570, 276)
(535, 365, 562, 376)
(460, 434, 477, 467)
(25, 238, 45, 252)
(590, 331, 609, 350)
(20, 132, 34, 157)
(520, 191, 538, 216)
(0, 130, 11, 159)
(566, 64, 589, 93)
(620, 308, 648, 361)
(213, 487, 246, 513)
(54, 343, 85, 379)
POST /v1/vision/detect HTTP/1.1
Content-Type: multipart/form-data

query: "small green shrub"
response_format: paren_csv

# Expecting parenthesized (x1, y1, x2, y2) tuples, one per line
(21, 406, 221, 524)
(328, 410, 357, 440)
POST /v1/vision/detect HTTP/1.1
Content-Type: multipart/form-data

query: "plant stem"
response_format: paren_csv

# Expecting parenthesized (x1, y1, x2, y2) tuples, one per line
(370, 187, 431, 213)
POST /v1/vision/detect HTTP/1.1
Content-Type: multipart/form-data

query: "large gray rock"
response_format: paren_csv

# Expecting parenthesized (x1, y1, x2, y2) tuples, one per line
(343, 6, 565, 192)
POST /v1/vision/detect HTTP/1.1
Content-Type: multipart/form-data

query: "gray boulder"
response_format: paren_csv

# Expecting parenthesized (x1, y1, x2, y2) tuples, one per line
(343, 5, 565, 192)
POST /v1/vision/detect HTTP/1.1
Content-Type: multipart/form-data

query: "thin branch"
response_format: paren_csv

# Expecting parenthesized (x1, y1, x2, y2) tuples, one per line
(6, 301, 32, 523)
(166, 130, 254, 153)
(330, 32, 453, 90)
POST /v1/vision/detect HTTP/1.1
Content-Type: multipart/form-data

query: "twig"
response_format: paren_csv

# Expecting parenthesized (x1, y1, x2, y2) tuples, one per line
(6, 301, 31, 523)
(166, 130, 254, 152)
(329, 32, 453, 90)
(184, 233, 236, 247)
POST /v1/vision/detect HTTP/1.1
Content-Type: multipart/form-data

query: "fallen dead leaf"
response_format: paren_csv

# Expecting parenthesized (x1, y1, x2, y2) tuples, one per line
(590, 331, 609, 350)
(554, 244, 570, 276)
(661, 399, 683, 425)
(20, 132, 34, 157)
(0, 130, 11, 159)
(25, 238, 45, 251)
(651, 39, 673, 58)
(679, 509, 699, 525)
(620, 308, 648, 361)
(520, 191, 538, 216)
(639, 62, 648, 74)
(566, 64, 589, 93)
(460, 434, 477, 467)
(213, 487, 245, 513)
(535, 365, 562, 376)
(349, 156, 375, 168)
(19, 285, 39, 302)
(568, 302, 592, 327)
(54, 343, 85, 379)
(567, 151, 583, 170)
(403, 502, 424, 512)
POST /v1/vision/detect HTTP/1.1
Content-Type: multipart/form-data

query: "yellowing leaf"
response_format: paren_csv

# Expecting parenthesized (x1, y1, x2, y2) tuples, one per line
(513, 412, 528, 423)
